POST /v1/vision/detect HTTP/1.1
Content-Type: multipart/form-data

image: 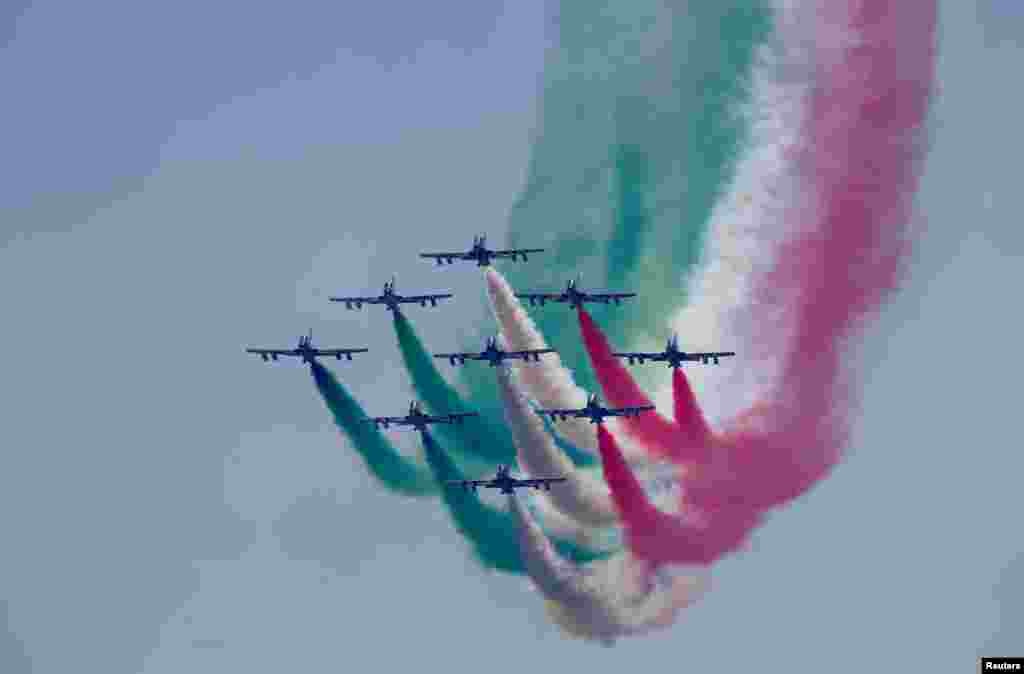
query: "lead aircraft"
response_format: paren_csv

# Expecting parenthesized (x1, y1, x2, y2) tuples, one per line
(419, 234, 544, 267)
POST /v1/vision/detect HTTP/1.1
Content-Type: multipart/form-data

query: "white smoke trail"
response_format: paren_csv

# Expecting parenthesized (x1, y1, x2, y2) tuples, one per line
(662, 2, 812, 428)
(486, 268, 648, 462)
(510, 495, 706, 646)
(520, 464, 683, 555)
(523, 489, 620, 553)
(497, 365, 620, 527)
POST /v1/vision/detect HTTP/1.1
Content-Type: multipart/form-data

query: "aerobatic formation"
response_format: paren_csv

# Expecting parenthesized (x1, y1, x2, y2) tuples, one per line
(245, 0, 936, 646)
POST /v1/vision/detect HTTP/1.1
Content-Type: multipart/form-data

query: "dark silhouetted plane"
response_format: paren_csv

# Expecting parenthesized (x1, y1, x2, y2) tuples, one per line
(246, 330, 368, 365)
(614, 333, 735, 368)
(446, 464, 566, 494)
(365, 400, 478, 431)
(434, 336, 555, 367)
(536, 393, 654, 425)
(515, 275, 636, 310)
(419, 234, 544, 267)
(329, 277, 452, 313)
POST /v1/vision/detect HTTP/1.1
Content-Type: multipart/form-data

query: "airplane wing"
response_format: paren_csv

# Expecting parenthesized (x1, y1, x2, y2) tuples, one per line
(504, 348, 555, 361)
(492, 247, 545, 259)
(517, 477, 568, 488)
(309, 347, 369, 359)
(433, 352, 484, 364)
(394, 292, 454, 305)
(583, 291, 637, 304)
(420, 252, 468, 262)
(607, 404, 656, 418)
(444, 479, 490, 490)
(328, 295, 386, 306)
(514, 292, 565, 305)
(437, 411, 480, 424)
(691, 351, 736, 363)
(364, 416, 410, 428)
(535, 408, 585, 421)
(612, 350, 667, 362)
(246, 348, 300, 358)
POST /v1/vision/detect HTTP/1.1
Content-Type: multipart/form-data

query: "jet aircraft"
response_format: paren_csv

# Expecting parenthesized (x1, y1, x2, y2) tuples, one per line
(434, 336, 555, 367)
(419, 234, 544, 267)
(614, 333, 736, 368)
(515, 275, 636, 309)
(245, 330, 368, 365)
(365, 400, 478, 431)
(536, 393, 654, 425)
(446, 464, 567, 494)
(329, 277, 452, 313)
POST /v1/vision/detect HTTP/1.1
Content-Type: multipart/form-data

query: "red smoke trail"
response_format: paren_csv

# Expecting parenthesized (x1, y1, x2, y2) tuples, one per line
(596, 425, 760, 566)
(585, 0, 936, 534)
(672, 368, 711, 446)
(708, 0, 938, 512)
(578, 309, 709, 464)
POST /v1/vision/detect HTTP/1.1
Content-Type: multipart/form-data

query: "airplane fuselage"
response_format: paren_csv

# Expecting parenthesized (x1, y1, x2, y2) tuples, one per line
(471, 245, 493, 266)
(492, 477, 517, 494)
(455, 464, 558, 493)
(407, 412, 430, 430)
(490, 473, 544, 493)
(583, 400, 613, 424)
(664, 348, 685, 368)
(378, 288, 400, 313)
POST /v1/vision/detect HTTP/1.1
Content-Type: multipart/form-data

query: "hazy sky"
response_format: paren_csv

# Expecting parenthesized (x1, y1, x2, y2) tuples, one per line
(1, 1, 1020, 672)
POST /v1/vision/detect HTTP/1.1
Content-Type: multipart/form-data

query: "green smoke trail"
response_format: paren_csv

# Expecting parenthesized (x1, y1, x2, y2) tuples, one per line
(392, 311, 514, 464)
(310, 362, 436, 497)
(603, 141, 651, 291)
(602, 3, 775, 363)
(489, 1, 773, 395)
(420, 431, 612, 573)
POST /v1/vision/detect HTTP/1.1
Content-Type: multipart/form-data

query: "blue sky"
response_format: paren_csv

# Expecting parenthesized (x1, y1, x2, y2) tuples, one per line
(0, 1, 1020, 672)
